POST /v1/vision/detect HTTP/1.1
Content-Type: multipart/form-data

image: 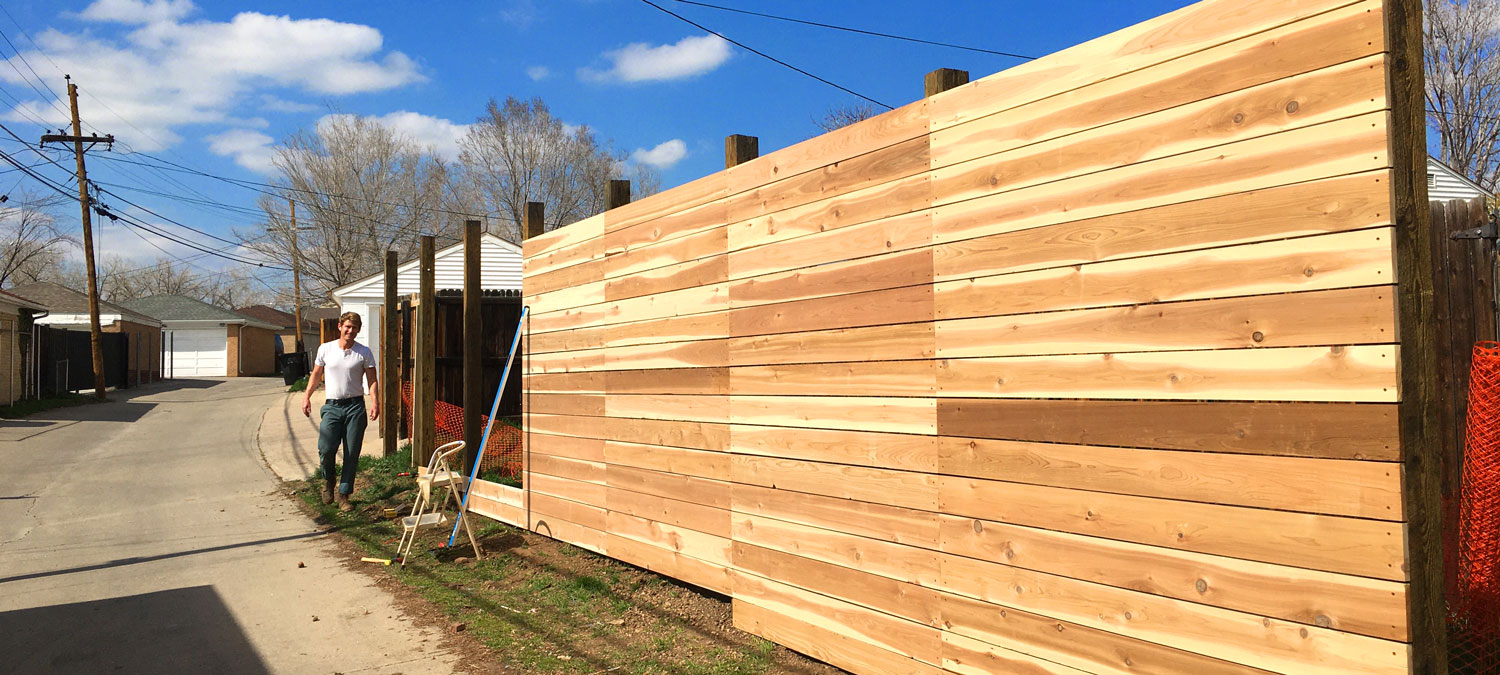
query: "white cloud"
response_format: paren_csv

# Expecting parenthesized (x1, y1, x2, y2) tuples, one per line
(0, 5, 424, 151)
(205, 128, 276, 174)
(631, 139, 687, 169)
(526, 65, 550, 81)
(259, 95, 320, 113)
(318, 111, 470, 161)
(580, 35, 730, 83)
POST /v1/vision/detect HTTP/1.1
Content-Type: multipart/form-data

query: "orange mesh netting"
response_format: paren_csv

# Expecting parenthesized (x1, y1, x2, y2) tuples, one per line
(401, 382, 523, 478)
(1454, 341, 1500, 669)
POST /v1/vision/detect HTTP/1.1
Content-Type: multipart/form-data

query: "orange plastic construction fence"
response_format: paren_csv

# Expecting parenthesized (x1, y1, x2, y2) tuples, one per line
(400, 382, 522, 477)
(1454, 341, 1500, 669)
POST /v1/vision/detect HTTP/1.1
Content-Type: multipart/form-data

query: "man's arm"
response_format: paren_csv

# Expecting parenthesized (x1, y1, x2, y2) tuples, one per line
(302, 365, 324, 417)
(366, 366, 380, 421)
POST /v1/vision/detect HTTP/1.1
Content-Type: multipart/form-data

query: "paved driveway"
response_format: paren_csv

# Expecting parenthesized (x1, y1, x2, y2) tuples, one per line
(0, 378, 459, 674)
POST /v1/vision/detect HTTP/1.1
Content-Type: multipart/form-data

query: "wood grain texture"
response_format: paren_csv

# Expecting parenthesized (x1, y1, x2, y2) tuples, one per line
(734, 541, 942, 627)
(522, 212, 604, 260)
(609, 464, 731, 509)
(604, 439, 731, 481)
(605, 339, 729, 370)
(608, 510, 732, 567)
(734, 599, 949, 675)
(733, 483, 939, 547)
(605, 253, 727, 302)
(605, 367, 729, 395)
(729, 136, 931, 224)
(729, 360, 936, 397)
(730, 283, 933, 338)
(730, 395, 937, 434)
(605, 393, 730, 423)
(729, 210, 931, 281)
(733, 513, 941, 587)
(605, 199, 727, 259)
(727, 98, 929, 195)
(606, 533, 732, 594)
(603, 172, 726, 234)
(730, 174, 932, 253)
(728, 322, 934, 366)
(733, 570, 943, 665)
(607, 486, 731, 537)
(731, 455, 940, 511)
(730, 248, 932, 310)
(729, 425, 940, 472)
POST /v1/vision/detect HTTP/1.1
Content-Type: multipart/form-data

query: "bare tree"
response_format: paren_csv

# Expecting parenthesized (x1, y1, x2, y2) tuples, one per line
(1426, 0, 1500, 191)
(243, 113, 455, 302)
(0, 190, 71, 287)
(455, 97, 659, 241)
(814, 101, 879, 134)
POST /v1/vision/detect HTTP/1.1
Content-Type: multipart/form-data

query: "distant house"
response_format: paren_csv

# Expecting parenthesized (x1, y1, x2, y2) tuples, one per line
(236, 304, 318, 363)
(121, 295, 281, 378)
(330, 234, 522, 362)
(1428, 156, 1495, 202)
(9, 281, 163, 385)
(0, 288, 47, 405)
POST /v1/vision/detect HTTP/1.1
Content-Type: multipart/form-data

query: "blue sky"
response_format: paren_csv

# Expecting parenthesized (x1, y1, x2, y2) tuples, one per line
(0, 0, 1199, 281)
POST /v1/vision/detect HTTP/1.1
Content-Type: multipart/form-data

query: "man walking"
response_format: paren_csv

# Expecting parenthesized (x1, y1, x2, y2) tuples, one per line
(302, 312, 380, 512)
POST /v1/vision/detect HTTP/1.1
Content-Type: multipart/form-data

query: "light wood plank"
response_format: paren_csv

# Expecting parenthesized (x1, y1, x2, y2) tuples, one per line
(730, 174, 932, 253)
(730, 395, 936, 434)
(732, 483, 939, 547)
(733, 571, 942, 665)
(729, 210, 931, 281)
(731, 455, 939, 511)
(605, 393, 730, 424)
(523, 212, 604, 260)
(729, 135, 930, 223)
(729, 360, 936, 397)
(609, 464, 731, 509)
(729, 425, 940, 473)
(604, 172, 727, 234)
(607, 486, 730, 537)
(734, 513, 940, 587)
(606, 253, 727, 301)
(607, 510, 732, 567)
(528, 512, 605, 554)
(605, 339, 729, 370)
(529, 491, 606, 530)
(727, 98, 929, 195)
(606, 533, 732, 594)
(604, 439, 731, 481)
(734, 542, 942, 628)
(605, 367, 729, 395)
(734, 599, 948, 675)
(730, 248, 932, 310)
(941, 632, 1093, 675)
(729, 284, 933, 338)
(728, 322, 934, 366)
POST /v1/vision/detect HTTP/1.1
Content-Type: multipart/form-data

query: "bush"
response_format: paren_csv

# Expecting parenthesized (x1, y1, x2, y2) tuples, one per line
(287, 375, 308, 392)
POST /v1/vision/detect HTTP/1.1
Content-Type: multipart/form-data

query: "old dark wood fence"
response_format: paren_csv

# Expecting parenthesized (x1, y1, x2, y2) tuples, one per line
(394, 289, 523, 447)
(33, 326, 130, 395)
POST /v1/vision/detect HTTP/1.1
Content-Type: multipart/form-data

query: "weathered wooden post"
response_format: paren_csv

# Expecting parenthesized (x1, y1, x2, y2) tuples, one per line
(725, 134, 758, 168)
(608, 180, 630, 210)
(524, 201, 545, 240)
(923, 68, 968, 97)
(414, 235, 437, 465)
(462, 220, 483, 476)
(381, 249, 398, 457)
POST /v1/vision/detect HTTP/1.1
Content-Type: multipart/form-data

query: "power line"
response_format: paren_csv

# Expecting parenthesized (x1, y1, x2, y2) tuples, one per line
(670, 0, 1036, 60)
(637, 0, 892, 110)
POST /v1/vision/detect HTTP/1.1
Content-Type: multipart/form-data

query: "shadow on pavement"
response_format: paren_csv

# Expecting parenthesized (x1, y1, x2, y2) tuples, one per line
(0, 529, 337, 585)
(0, 586, 271, 674)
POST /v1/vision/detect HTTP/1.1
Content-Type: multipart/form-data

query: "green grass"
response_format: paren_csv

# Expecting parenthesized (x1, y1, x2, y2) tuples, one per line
(292, 444, 787, 674)
(287, 375, 308, 392)
(0, 393, 98, 419)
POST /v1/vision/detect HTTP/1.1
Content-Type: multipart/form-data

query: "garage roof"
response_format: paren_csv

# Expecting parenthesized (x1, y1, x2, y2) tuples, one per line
(122, 295, 281, 329)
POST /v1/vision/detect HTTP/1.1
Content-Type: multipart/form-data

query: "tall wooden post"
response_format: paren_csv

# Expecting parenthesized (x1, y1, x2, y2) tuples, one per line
(67, 80, 107, 400)
(381, 250, 398, 457)
(725, 135, 758, 168)
(924, 68, 969, 97)
(608, 180, 631, 210)
(289, 200, 305, 354)
(524, 202, 545, 240)
(414, 235, 437, 465)
(462, 220, 483, 476)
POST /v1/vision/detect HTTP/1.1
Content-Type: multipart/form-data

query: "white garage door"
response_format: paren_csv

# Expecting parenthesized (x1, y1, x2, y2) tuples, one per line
(167, 328, 227, 377)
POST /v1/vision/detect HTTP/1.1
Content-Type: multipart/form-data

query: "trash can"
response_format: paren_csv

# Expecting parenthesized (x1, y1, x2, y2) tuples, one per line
(279, 352, 308, 385)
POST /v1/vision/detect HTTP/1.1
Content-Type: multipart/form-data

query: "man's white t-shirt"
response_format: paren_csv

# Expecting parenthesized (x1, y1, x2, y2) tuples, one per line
(316, 340, 376, 400)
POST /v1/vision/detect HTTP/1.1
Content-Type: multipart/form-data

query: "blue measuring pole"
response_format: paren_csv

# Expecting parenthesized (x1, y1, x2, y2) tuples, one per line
(448, 305, 528, 546)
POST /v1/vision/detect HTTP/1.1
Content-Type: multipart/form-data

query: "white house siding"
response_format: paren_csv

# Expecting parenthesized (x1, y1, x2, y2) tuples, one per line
(1429, 158, 1493, 202)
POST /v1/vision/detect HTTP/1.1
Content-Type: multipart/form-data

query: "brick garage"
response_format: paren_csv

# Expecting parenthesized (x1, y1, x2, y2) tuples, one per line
(102, 320, 161, 385)
(226, 324, 277, 376)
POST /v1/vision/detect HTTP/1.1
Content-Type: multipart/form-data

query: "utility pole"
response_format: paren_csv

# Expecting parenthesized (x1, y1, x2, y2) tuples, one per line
(41, 76, 113, 401)
(289, 199, 304, 354)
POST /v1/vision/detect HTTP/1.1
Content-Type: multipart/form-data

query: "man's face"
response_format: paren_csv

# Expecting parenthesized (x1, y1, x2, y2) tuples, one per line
(339, 320, 360, 341)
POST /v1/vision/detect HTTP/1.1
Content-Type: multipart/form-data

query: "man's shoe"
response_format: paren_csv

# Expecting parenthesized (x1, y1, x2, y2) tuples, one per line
(321, 481, 335, 505)
(337, 494, 353, 512)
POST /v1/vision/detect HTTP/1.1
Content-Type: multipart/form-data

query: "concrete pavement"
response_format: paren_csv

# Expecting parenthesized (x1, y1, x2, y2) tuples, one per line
(258, 387, 392, 484)
(0, 378, 459, 674)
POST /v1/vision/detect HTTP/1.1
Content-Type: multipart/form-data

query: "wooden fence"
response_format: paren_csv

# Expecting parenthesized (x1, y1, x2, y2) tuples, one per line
(496, 0, 1440, 672)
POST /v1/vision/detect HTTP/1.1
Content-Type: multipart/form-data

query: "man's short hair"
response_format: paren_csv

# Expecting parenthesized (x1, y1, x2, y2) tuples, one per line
(339, 311, 362, 330)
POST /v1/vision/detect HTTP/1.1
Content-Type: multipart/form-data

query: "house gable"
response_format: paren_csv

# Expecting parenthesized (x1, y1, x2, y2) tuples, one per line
(332, 234, 522, 301)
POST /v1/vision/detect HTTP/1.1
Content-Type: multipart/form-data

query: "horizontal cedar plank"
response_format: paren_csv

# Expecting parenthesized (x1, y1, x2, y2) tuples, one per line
(528, 454, 604, 484)
(605, 253, 727, 301)
(734, 513, 940, 587)
(603, 439, 731, 481)
(526, 279, 605, 315)
(729, 211, 931, 281)
(529, 491, 606, 530)
(608, 464, 732, 510)
(734, 542, 941, 628)
(528, 511, 605, 554)
(522, 212, 604, 260)
(734, 599, 949, 675)
(730, 395, 936, 435)
(607, 511, 732, 567)
(605, 367, 729, 395)
(729, 425, 940, 473)
(605, 394, 730, 424)
(605, 200, 728, 257)
(935, 286, 1396, 358)
(940, 515, 1407, 641)
(729, 174, 932, 253)
(728, 322, 935, 366)
(603, 172, 726, 234)
(525, 433, 603, 462)
(928, 0, 1363, 129)
(534, 281, 730, 333)
(728, 135, 931, 224)
(729, 248, 932, 309)
(467, 479, 524, 510)
(732, 483, 939, 547)
(932, 51, 1385, 208)
(935, 227, 1395, 321)
(605, 533, 731, 595)
(528, 472, 605, 507)
(604, 312, 729, 348)
(527, 413, 729, 451)
(934, 345, 1399, 402)
(605, 224, 726, 280)
(527, 325, 606, 354)
(526, 348, 605, 374)
(522, 229, 605, 278)
(730, 455, 939, 511)
(526, 393, 604, 417)
(524, 371, 604, 393)
(729, 360, 936, 397)
(727, 97, 929, 195)
(937, 398, 1398, 460)
(932, 111, 1388, 245)
(729, 284, 933, 338)
(733, 570, 942, 666)
(940, 436, 1401, 520)
(467, 493, 524, 528)
(938, 475, 1404, 579)
(524, 303, 608, 335)
(931, 5, 1383, 169)
(605, 340, 729, 370)
(941, 632, 1093, 675)
(938, 554, 1406, 675)
(527, 257, 605, 297)
(606, 486, 730, 537)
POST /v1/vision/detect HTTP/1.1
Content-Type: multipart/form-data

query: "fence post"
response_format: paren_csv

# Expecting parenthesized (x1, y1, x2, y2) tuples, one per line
(725, 135, 758, 168)
(524, 202, 545, 240)
(923, 68, 969, 97)
(414, 235, 437, 466)
(382, 250, 398, 457)
(608, 180, 631, 210)
(463, 220, 483, 476)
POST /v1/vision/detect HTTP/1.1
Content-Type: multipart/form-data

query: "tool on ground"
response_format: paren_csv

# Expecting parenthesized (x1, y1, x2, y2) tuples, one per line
(360, 557, 392, 566)
(396, 439, 482, 565)
(447, 305, 529, 548)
